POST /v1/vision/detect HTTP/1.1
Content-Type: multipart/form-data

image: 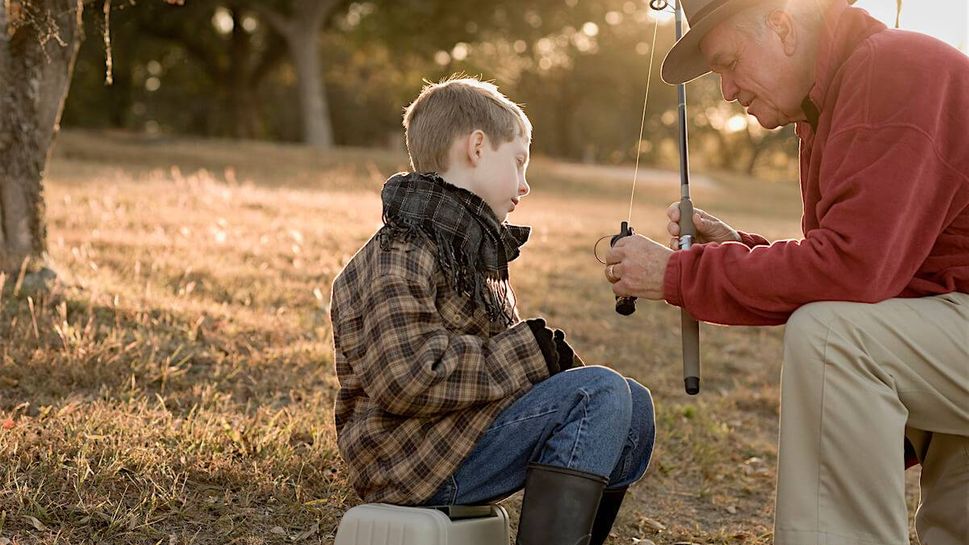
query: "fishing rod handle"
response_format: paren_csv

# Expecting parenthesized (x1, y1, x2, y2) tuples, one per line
(681, 310, 700, 395)
(679, 197, 696, 248)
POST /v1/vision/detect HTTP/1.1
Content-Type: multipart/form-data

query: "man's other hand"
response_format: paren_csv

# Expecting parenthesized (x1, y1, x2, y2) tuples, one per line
(666, 202, 741, 249)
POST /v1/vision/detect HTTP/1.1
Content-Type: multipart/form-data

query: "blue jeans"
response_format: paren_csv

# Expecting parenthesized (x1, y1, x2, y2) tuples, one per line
(422, 365, 656, 505)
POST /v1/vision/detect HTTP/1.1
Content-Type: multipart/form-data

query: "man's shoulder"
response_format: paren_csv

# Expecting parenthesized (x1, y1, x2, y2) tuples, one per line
(831, 29, 969, 131)
(842, 29, 969, 97)
(865, 29, 968, 76)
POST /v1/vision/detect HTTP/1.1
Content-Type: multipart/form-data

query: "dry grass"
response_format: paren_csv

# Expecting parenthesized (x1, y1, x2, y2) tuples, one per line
(0, 130, 920, 544)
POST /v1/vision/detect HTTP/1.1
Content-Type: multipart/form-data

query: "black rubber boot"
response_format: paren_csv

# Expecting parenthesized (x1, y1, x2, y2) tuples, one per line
(516, 463, 608, 545)
(590, 486, 628, 545)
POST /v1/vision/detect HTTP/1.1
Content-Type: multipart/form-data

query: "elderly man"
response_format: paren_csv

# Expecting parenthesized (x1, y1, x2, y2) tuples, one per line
(605, 0, 969, 544)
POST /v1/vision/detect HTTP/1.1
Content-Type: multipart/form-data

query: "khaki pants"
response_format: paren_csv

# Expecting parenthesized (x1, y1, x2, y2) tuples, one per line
(774, 293, 969, 545)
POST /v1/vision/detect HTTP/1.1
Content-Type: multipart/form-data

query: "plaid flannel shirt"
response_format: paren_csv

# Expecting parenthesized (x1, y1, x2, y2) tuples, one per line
(330, 233, 549, 504)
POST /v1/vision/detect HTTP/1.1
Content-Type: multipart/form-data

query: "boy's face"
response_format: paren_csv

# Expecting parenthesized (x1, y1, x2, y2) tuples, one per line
(468, 133, 530, 222)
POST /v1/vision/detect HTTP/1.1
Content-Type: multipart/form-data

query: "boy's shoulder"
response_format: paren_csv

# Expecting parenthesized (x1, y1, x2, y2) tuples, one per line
(334, 229, 439, 294)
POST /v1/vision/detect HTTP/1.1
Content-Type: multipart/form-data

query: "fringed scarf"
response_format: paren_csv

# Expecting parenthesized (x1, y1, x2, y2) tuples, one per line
(378, 172, 530, 326)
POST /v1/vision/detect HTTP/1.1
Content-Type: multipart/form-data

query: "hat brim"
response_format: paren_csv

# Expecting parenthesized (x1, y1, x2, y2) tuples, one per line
(661, 0, 765, 85)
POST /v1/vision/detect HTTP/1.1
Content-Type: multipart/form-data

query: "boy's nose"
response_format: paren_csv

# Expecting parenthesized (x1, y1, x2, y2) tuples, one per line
(519, 178, 530, 197)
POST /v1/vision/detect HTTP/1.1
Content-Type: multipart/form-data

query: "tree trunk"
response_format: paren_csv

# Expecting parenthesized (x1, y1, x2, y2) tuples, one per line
(0, 0, 83, 275)
(229, 5, 263, 139)
(256, 0, 336, 149)
(286, 26, 332, 148)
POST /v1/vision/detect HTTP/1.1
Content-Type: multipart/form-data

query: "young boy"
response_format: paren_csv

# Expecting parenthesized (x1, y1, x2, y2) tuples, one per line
(330, 76, 655, 545)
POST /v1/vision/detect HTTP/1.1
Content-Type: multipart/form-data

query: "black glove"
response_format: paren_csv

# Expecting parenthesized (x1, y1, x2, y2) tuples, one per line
(552, 329, 577, 370)
(525, 318, 560, 376)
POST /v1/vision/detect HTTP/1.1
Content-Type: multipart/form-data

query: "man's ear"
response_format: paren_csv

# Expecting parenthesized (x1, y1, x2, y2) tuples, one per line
(466, 129, 487, 166)
(766, 9, 797, 56)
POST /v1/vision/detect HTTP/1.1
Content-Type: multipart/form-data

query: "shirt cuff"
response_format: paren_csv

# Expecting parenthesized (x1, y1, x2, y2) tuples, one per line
(663, 251, 684, 308)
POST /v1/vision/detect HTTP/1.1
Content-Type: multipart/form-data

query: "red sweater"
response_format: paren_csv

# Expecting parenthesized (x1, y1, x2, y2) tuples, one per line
(664, 1, 969, 326)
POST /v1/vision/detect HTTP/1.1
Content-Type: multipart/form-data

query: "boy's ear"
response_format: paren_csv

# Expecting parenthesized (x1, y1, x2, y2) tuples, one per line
(466, 130, 487, 167)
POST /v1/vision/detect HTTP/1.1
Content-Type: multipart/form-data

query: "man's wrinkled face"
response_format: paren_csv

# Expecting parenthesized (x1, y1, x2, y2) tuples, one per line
(700, 15, 809, 129)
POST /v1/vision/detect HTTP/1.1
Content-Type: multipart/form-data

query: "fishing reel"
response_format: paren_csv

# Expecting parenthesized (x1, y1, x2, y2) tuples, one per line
(594, 221, 638, 315)
(610, 221, 637, 316)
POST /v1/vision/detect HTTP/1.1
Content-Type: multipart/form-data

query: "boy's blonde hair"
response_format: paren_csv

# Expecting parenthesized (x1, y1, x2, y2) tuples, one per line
(403, 76, 532, 173)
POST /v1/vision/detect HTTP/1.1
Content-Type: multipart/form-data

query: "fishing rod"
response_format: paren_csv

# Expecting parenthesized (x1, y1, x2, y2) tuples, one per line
(670, 0, 701, 395)
(601, 0, 700, 395)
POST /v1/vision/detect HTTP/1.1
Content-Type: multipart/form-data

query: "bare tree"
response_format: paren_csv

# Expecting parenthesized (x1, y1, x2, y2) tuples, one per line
(0, 0, 82, 280)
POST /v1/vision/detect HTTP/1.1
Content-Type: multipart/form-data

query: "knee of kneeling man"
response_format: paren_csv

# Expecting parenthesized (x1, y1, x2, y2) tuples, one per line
(784, 301, 842, 348)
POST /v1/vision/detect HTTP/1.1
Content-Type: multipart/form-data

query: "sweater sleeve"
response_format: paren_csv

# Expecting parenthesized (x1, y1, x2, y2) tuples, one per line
(737, 230, 770, 248)
(352, 272, 549, 417)
(664, 124, 963, 326)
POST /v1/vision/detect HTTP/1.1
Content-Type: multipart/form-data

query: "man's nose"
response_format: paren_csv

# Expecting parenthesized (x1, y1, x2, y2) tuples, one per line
(519, 178, 530, 197)
(720, 74, 740, 102)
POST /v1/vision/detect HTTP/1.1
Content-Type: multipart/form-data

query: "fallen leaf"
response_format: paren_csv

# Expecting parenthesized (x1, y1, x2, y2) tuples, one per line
(291, 522, 319, 541)
(270, 526, 286, 535)
(25, 515, 48, 531)
(631, 539, 656, 545)
(2, 418, 14, 430)
(726, 505, 737, 514)
(639, 517, 666, 531)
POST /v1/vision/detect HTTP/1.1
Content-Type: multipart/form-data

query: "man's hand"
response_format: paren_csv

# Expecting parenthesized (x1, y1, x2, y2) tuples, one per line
(604, 234, 672, 300)
(666, 202, 740, 249)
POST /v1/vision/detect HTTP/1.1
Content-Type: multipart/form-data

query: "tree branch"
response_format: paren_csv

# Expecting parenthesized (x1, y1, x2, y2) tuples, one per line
(251, 4, 292, 37)
(138, 21, 227, 81)
(303, 0, 339, 25)
(250, 31, 287, 85)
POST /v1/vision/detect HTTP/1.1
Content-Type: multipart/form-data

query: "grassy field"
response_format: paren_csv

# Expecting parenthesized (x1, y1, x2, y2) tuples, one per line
(0, 130, 920, 544)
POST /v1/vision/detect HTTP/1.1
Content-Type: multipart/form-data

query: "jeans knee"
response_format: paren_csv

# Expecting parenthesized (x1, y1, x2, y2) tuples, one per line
(628, 379, 655, 441)
(576, 366, 632, 426)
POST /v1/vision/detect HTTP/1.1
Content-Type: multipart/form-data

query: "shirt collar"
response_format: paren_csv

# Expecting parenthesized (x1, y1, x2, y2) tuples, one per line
(795, 1, 887, 137)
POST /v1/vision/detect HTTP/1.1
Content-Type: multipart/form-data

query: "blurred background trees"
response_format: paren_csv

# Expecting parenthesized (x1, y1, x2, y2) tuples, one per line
(62, 0, 799, 177)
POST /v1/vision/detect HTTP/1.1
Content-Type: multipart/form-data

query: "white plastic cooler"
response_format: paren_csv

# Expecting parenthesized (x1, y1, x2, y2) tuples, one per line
(334, 503, 511, 545)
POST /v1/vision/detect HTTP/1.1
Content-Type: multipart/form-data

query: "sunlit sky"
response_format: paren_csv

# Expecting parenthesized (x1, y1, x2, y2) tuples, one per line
(855, 0, 968, 52)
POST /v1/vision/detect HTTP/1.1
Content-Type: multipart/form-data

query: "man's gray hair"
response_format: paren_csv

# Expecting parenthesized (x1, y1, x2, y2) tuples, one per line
(731, 0, 831, 39)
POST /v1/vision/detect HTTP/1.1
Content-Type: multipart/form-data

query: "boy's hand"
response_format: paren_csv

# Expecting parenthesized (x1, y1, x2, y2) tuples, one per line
(552, 329, 579, 370)
(525, 318, 560, 376)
